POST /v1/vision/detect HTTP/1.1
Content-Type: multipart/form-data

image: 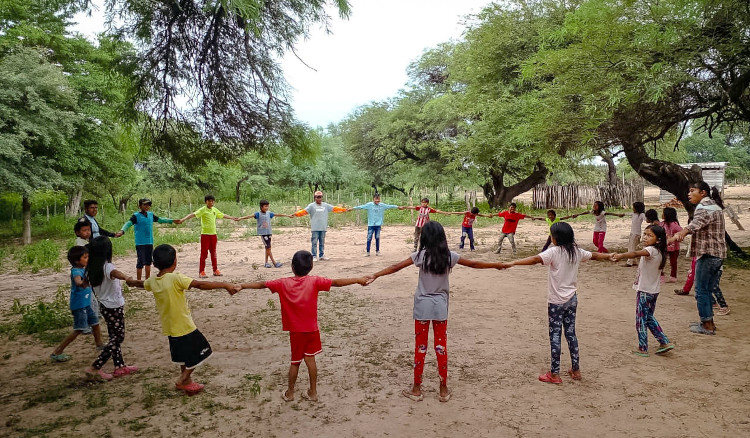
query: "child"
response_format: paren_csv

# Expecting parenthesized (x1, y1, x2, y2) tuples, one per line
(447, 207, 493, 251)
(238, 200, 291, 267)
(674, 257, 696, 295)
(402, 198, 451, 251)
(541, 210, 576, 251)
(120, 198, 180, 280)
(348, 194, 402, 256)
(239, 250, 369, 402)
(74, 219, 92, 246)
(508, 222, 612, 384)
(144, 244, 240, 395)
(179, 194, 239, 278)
(368, 221, 508, 402)
(625, 202, 646, 267)
(84, 236, 143, 380)
(50, 246, 104, 362)
(661, 207, 683, 283)
(612, 225, 675, 356)
(490, 203, 542, 255)
(576, 201, 625, 253)
(645, 209, 660, 226)
(292, 191, 348, 261)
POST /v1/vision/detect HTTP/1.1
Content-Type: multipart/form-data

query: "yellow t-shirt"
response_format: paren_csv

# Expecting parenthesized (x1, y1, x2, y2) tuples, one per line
(193, 206, 224, 235)
(144, 272, 197, 337)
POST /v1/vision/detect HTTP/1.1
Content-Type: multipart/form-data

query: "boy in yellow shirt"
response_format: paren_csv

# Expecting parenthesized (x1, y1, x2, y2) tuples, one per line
(179, 194, 238, 278)
(144, 244, 241, 395)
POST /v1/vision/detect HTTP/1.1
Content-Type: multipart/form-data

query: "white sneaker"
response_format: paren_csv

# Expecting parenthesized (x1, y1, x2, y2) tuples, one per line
(313, 256, 318, 262)
(365, 252, 370, 257)
(375, 251, 381, 256)
(320, 256, 330, 261)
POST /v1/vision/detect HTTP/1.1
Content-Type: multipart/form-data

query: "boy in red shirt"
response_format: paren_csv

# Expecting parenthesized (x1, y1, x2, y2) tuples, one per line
(490, 203, 543, 255)
(447, 207, 494, 251)
(239, 251, 369, 402)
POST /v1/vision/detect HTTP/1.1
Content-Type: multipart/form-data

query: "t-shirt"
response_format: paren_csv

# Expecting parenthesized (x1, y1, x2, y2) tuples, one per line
(93, 262, 125, 309)
(265, 276, 333, 332)
(539, 246, 592, 304)
(545, 217, 560, 236)
(352, 202, 399, 227)
(461, 212, 477, 228)
(661, 221, 683, 252)
(193, 206, 225, 235)
(497, 211, 527, 234)
(630, 213, 646, 235)
(144, 272, 197, 337)
(411, 250, 460, 321)
(254, 211, 275, 235)
(122, 211, 173, 246)
(305, 202, 335, 232)
(70, 267, 92, 310)
(593, 211, 607, 232)
(415, 206, 436, 228)
(633, 246, 662, 294)
(74, 237, 89, 246)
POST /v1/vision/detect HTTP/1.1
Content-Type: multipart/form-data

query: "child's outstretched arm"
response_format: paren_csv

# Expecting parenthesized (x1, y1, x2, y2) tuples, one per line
(108, 268, 144, 288)
(179, 212, 196, 222)
(239, 281, 267, 292)
(457, 258, 510, 270)
(508, 255, 543, 266)
(331, 277, 370, 287)
(369, 258, 414, 282)
(611, 249, 649, 262)
(190, 280, 241, 295)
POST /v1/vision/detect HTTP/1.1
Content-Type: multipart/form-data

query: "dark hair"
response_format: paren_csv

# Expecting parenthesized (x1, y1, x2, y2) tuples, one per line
(417, 221, 451, 275)
(421, 197, 429, 203)
(645, 224, 667, 270)
(645, 209, 659, 223)
(74, 219, 91, 234)
(689, 182, 725, 209)
(509, 202, 517, 208)
(67, 246, 88, 266)
(633, 202, 645, 214)
(259, 199, 269, 207)
(547, 209, 556, 217)
(373, 193, 381, 199)
(471, 207, 480, 214)
(593, 201, 605, 214)
(153, 244, 177, 270)
(291, 250, 313, 276)
(204, 194, 215, 202)
(550, 222, 578, 263)
(83, 200, 98, 209)
(87, 236, 113, 287)
(662, 207, 679, 225)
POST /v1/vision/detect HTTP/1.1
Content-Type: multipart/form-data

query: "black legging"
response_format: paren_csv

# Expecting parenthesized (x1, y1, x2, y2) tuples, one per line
(92, 305, 126, 369)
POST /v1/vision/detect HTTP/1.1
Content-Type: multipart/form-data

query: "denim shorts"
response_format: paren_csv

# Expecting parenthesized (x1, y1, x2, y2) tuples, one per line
(72, 304, 99, 331)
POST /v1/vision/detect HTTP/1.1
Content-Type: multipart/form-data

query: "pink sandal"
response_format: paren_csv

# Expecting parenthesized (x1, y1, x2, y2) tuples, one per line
(176, 381, 205, 395)
(113, 365, 139, 377)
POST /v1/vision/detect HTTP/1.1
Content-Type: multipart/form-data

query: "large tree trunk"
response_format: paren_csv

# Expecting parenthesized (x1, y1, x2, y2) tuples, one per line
(599, 151, 618, 186)
(66, 186, 83, 217)
(22, 196, 31, 245)
(482, 162, 548, 209)
(236, 175, 250, 202)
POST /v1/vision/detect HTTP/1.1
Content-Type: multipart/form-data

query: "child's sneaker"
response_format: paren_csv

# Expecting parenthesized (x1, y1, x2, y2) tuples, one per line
(319, 256, 330, 261)
(313, 256, 318, 262)
(264, 263, 272, 268)
(375, 251, 381, 256)
(365, 252, 370, 257)
(113, 365, 139, 377)
(199, 271, 208, 279)
(274, 262, 283, 268)
(213, 270, 223, 276)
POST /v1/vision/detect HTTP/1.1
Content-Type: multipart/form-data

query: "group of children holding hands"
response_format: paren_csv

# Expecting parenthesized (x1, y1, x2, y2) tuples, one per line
(55, 188, 715, 402)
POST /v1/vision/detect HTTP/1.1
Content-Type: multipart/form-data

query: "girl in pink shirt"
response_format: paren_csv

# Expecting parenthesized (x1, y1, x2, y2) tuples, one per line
(661, 207, 683, 282)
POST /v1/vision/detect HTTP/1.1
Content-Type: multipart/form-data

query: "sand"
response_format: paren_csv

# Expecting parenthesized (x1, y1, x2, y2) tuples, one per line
(1, 186, 749, 437)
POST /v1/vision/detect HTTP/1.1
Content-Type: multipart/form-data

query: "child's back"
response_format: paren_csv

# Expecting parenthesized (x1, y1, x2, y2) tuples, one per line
(411, 249, 460, 321)
(265, 275, 332, 332)
(539, 246, 591, 304)
(145, 272, 197, 337)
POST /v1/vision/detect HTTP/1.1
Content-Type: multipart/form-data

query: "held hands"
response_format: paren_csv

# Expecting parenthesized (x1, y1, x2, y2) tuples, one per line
(173, 219, 182, 225)
(362, 275, 376, 286)
(227, 284, 242, 295)
(114, 231, 124, 238)
(610, 253, 626, 262)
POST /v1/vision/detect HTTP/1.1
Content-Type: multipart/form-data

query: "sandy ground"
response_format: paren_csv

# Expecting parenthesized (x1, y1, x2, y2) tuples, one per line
(1, 186, 749, 437)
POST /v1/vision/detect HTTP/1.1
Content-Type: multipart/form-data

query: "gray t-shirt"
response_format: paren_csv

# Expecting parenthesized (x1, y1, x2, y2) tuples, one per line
(254, 211, 275, 235)
(305, 202, 335, 232)
(411, 250, 460, 321)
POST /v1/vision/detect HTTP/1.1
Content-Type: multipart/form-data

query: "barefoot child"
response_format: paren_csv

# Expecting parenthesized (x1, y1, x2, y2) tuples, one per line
(508, 222, 612, 384)
(368, 221, 508, 402)
(179, 194, 239, 278)
(50, 246, 104, 362)
(238, 200, 291, 267)
(119, 198, 180, 280)
(144, 244, 240, 395)
(84, 236, 143, 380)
(612, 225, 675, 356)
(239, 250, 369, 402)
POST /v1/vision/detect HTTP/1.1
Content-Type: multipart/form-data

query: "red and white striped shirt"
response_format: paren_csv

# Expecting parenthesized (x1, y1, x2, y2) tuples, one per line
(415, 206, 436, 228)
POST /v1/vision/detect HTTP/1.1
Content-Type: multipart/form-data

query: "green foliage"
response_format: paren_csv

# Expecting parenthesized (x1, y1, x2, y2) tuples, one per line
(10, 285, 72, 335)
(243, 374, 263, 397)
(15, 239, 62, 273)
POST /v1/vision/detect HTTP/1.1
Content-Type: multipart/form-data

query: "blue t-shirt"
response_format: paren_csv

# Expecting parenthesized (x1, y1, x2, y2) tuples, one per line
(122, 211, 173, 246)
(254, 211, 276, 235)
(352, 202, 399, 226)
(70, 267, 92, 310)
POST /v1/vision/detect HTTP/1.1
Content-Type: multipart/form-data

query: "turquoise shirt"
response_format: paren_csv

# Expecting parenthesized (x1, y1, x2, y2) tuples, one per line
(352, 202, 399, 227)
(121, 211, 173, 246)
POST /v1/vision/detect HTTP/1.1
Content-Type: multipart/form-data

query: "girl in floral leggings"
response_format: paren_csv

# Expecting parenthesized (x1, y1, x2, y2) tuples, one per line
(370, 221, 508, 401)
(509, 222, 612, 383)
(84, 236, 143, 380)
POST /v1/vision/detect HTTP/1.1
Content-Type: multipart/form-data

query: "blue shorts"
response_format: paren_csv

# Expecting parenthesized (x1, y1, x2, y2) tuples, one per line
(72, 305, 99, 331)
(136, 244, 154, 269)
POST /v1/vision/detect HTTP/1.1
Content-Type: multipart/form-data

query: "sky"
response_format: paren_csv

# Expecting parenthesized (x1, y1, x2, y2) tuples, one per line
(72, 0, 492, 128)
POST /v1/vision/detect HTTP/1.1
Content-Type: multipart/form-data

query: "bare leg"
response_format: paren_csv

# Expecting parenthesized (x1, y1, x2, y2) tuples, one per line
(145, 265, 151, 279)
(303, 356, 318, 400)
(136, 268, 142, 281)
(266, 248, 276, 265)
(53, 330, 81, 355)
(92, 324, 104, 348)
(286, 362, 301, 400)
(177, 365, 195, 386)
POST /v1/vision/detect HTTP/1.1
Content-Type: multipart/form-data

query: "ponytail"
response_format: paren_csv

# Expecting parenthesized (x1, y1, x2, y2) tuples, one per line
(710, 187, 725, 209)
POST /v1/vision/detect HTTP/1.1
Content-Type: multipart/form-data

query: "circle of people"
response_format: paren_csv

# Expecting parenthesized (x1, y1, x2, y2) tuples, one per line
(55, 183, 728, 401)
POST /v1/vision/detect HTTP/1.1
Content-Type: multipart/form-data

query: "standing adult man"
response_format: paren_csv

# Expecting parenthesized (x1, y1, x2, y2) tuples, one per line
(80, 200, 123, 239)
(293, 191, 347, 261)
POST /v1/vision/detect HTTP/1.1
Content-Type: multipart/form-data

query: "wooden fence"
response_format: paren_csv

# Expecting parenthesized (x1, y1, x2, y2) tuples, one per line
(532, 181, 644, 209)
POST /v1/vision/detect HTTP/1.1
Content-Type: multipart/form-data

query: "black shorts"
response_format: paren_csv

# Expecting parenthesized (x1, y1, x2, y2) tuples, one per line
(168, 329, 212, 369)
(260, 235, 272, 249)
(136, 244, 153, 268)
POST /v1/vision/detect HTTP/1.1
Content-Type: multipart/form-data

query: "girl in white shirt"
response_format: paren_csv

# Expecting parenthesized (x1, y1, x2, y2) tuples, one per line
(613, 225, 675, 357)
(509, 222, 611, 384)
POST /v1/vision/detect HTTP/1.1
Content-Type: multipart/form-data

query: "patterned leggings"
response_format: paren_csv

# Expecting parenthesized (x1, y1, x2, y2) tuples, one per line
(413, 320, 447, 386)
(636, 292, 669, 352)
(548, 295, 579, 375)
(92, 306, 126, 369)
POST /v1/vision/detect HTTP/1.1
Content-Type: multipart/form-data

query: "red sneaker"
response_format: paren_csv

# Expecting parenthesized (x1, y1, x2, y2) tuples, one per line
(213, 270, 223, 276)
(199, 271, 208, 278)
(538, 371, 562, 384)
(176, 381, 205, 395)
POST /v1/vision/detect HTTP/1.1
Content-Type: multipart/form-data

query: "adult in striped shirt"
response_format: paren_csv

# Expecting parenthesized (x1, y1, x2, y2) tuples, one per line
(403, 198, 451, 251)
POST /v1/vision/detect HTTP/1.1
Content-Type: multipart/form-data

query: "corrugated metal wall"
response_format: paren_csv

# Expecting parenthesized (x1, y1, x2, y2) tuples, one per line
(659, 162, 727, 204)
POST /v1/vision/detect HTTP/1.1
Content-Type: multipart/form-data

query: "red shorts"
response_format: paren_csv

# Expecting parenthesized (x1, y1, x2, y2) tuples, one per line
(289, 331, 322, 364)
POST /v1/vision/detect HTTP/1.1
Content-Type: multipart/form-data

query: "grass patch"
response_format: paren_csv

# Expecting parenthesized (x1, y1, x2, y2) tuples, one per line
(242, 373, 263, 397)
(725, 248, 750, 270)
(142, 382, 177, 410)
(118, 417, 150, 432)
(86, 391, 108, 409)
(23, 378, 79, 409)
(7, 285, 72, 337)
(14, 239, 62, 273)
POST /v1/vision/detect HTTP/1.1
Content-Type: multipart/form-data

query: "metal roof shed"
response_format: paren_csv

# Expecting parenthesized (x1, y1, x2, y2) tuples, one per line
(659, 162, 728, 205)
